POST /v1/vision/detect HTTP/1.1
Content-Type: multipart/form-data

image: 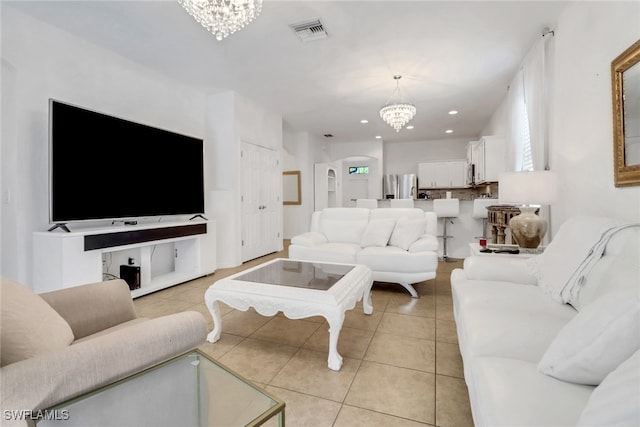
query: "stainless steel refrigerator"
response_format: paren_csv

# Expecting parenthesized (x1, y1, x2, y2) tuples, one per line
(398, 174, 417, 199)
(382, 174, 398, 199)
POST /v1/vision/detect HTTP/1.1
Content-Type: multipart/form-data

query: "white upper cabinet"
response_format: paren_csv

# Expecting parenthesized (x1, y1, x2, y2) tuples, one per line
(418, 160, 466, 189)
(468, 136, 505, 184)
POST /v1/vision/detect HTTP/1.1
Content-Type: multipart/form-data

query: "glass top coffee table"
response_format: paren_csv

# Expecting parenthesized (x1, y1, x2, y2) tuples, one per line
(39, 350, 284, 427)
(205, 258, 373, 371)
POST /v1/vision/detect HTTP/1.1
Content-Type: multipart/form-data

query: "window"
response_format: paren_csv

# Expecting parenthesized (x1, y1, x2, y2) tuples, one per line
(510, 72, 534, 172)
(348, 166, 369, 174)
(521, 103, 534, 171)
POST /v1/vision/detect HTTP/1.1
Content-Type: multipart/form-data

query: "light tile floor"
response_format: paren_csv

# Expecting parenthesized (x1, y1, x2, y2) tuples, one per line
(133, 243, 473, 427)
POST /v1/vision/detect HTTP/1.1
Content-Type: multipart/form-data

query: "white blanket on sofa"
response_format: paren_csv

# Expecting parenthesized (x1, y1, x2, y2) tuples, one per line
(526, 216, 639, 307)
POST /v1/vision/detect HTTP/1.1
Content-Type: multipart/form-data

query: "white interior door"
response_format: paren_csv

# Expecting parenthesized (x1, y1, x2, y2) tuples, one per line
(241, 142, 280, 262)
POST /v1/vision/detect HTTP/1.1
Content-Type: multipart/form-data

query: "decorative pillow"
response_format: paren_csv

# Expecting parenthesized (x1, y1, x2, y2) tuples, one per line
(360, 218, 396, 247)
(577, 349, 640, 426)
(538, 291, 640, 385)
(1, 277, 74, 366)
(388, 217, 426, 251)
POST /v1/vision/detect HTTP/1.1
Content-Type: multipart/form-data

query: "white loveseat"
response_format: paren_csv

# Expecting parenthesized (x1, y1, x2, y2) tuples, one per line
(451, 216, 640, 426)
(289, 207, 438, 298)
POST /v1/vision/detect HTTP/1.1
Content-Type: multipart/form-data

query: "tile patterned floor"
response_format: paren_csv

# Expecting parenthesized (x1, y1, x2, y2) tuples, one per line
(133, 243, 473, 427)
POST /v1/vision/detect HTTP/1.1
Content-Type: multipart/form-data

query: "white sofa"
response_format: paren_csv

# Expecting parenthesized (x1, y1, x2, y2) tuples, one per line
(450, 216, 640, 427)
(289, 207, 439, 298)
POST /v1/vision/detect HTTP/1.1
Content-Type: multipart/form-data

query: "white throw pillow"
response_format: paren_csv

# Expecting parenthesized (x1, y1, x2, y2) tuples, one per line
(577, 349, 640, 426)
(389, 217, 426, 251)
(360, 218, 396, 247)
(538, 291, 640, 385)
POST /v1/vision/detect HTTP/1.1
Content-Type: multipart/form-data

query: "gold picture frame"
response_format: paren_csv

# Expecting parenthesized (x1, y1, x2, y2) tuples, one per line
(283, 171, 301, 205)
(612, 39, 640, 187)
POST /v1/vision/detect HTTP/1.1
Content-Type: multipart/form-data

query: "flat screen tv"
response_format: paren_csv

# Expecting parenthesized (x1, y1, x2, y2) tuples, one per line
(49, 99, 205, 225)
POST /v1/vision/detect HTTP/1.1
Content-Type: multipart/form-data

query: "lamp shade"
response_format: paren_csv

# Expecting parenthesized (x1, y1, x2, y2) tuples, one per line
(498, 171, 558, 205)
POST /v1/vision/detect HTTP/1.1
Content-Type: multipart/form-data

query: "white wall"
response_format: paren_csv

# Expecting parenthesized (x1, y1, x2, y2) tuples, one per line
(207, 91, 283, 267)
(1, 7, 207, 286)
(481, 1, 640, 236)
(549, 1, 640, 229)
(282, 128, 331, 239)
(383, 138, 469, 176)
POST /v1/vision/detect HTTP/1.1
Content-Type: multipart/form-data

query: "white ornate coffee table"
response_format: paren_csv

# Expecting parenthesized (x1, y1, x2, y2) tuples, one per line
(205, 258, 373, 371)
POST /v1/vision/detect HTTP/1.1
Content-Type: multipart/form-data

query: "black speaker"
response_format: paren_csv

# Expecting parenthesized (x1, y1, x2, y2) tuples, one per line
(120, 265, 141, 290)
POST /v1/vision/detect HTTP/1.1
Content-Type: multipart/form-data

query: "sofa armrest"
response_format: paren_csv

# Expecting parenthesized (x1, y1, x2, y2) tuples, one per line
(409, 234, 439, 253)
(40, 279, 137, 340)
(0, 311, 207, 420)
(462, 256, 538, 285)
(290, 231, 328, 247)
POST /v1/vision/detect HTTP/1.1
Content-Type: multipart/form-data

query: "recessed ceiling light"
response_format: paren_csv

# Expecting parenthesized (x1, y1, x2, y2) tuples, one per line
(360, 119, 369, 124)
(375, 135, 382, 139)
(445, 129, 453, 133)
(406, 125, 414, 130)
(448, 110, 458, 115)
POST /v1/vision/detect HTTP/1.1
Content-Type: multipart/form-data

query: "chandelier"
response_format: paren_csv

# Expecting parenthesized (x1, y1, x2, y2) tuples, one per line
(379, 75, 417, 132)
(179, 0, 263, 41)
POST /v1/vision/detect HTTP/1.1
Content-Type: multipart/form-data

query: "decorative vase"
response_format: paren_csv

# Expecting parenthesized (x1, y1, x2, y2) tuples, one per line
(508, 206, 547, 249)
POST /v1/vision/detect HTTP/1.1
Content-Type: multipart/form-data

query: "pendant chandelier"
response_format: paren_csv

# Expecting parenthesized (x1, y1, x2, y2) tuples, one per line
(379, 75, 417, 132)
(179, 0, 263, 41)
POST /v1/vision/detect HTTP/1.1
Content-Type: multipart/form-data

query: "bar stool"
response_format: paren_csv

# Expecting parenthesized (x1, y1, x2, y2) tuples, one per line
(472, 198, 498, 241)
(356, 199, 378, 208)
(433, 199, 460, 262)
(389, 199, 414, 208)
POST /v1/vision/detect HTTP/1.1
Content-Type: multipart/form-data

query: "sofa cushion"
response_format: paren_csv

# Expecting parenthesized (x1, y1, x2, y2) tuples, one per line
(360, 218, 396, 247)
(369, 207, 425, 221)
(389, 217, 426, 250)
(289, 242, 361, 264)
(452, 280, 576, 363)
(525, 216, 631, 307)
(408, 234, 439, 252)
(318, 208, 370, 244)
(1, 277, 74, 366)
(469, 357, 594, 427)
(577, 349, 640, 426)
(357, 246, 435, 273)
(290, 231, 328, 247)
(577, 228, 640, 310)
(538, 290, 640, 385)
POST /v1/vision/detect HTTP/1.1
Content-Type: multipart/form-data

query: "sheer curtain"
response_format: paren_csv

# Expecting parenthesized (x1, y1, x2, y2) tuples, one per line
(506, 68, 526, 171)
(506, 34, 554, 172)
(522, 39, 547, 170)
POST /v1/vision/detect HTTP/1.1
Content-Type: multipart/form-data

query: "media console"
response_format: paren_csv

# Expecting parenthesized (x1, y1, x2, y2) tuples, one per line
(33, 221, 216, 297)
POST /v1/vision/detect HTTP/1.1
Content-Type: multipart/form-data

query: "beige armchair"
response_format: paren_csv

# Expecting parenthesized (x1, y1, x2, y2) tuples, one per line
(0, 278, 207, 425)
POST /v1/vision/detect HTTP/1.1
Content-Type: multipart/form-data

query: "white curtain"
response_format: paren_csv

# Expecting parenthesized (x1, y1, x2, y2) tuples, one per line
(522, 38, 547, 171)
(506, 34, 554, 172)
(506, 69, 525, 171)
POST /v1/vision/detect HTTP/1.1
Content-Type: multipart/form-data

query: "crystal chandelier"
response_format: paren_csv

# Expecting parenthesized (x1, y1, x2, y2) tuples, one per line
(179, 0, 263, 41)
(379, 75, 417, 132)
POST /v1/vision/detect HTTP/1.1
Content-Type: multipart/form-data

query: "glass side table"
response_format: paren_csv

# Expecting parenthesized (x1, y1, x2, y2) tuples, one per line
(38, 350, 284, 427)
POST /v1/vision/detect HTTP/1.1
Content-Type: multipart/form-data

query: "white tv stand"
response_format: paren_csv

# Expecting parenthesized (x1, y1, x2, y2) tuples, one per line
(33, 220, 216, 298)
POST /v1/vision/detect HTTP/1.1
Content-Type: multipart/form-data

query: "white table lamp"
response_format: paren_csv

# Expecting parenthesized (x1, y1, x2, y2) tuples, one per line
(498, 171, 558, 248)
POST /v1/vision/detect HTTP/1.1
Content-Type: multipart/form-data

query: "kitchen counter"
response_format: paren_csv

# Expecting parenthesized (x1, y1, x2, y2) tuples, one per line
(375, 198, 498, 259)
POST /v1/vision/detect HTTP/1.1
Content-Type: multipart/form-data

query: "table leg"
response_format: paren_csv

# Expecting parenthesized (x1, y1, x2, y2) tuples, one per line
(326, 312, 345, 371)
(362, 282, 374, 315)
(206, 300, 222, 343)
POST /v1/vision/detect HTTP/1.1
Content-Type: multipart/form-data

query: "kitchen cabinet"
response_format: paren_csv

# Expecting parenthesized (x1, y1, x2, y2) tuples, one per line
(418, 160, 466, 189)
(468, 136, 505, 183)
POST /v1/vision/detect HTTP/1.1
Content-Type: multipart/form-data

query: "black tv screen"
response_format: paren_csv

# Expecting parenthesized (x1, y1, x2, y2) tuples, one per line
(49, 99, 205, 223)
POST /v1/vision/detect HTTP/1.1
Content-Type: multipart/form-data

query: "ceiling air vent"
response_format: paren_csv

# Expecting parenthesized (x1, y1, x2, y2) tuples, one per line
(289, 18, 328, 43)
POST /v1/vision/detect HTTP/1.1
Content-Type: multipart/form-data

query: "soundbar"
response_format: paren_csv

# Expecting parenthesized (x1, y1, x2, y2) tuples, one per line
(84, 223, 207, 251)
